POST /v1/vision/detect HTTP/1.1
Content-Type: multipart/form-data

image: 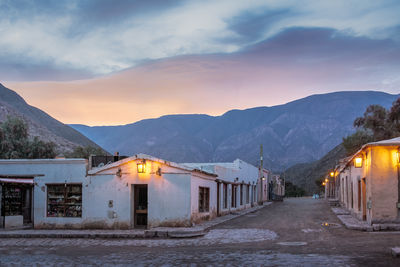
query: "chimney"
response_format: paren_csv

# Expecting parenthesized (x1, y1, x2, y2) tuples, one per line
(114, 152, 119, 162)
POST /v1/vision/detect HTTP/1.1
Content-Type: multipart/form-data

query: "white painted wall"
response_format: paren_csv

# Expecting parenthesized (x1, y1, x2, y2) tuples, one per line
(190, 173, 217, 224)
(0, 159, 87, 229)
(88, 159, 194, 228)
(183, 159, 263, 214)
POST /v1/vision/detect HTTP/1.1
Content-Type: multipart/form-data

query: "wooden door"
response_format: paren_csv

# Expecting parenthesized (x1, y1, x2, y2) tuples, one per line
(134, 184, 148, 228)
(362, 178, 367, 221)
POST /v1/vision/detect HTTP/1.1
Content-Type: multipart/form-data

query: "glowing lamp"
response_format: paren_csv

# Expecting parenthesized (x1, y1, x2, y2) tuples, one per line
(354, 157, 363, 168)
(325, 178, 328, 183)
(322, 182, 326, 186)
(397, 150, 400, 164)
(137, 160, 146, 173)
(330, 171, 334, 177)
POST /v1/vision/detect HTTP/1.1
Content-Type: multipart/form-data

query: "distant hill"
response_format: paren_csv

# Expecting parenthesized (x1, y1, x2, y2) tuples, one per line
(0, 83, 102, 153)
(71, 91, 399, 171)
(284, 144, 347, 194)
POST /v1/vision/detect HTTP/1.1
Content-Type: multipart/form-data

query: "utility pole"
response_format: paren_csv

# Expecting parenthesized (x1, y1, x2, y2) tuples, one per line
(260, 144, 263, 171)
(259, 144, 264, 204)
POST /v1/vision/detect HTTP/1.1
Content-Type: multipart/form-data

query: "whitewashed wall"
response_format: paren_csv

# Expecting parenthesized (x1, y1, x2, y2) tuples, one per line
(88, 159, 194, 228)
(0, 159, 87, 229)
(190, 173, 217, 224)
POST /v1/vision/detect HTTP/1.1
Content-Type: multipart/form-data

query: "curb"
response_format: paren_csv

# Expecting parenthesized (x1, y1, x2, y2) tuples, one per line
(0, 202, 273, 239)
(144, 202, 272, 238)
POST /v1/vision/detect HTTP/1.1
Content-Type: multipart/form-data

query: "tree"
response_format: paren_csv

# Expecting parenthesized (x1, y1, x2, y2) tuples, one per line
(0, 116, 56, 159)
(342, 97, 400, 155)
(65, 145, 106, 159)
(342, 130, 374, 155)
(388, 98, 400, 133)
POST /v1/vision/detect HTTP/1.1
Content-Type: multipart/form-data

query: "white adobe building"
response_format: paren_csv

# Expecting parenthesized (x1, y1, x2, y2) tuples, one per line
(1, 154, 267, 229)
(183, 159, 269, 216)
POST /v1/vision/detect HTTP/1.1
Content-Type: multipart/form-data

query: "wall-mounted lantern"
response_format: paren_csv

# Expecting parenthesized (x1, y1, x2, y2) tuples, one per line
(325, 178, 328, 183)
(322, 182, 326, 186)
(137, 160, 146, 173)
(354, 156, 363, 168)
(329, 171, 335, 177)
(116, 167, 122, 178)
(156, 167, 162, 176)
(397, 149, 400, 164)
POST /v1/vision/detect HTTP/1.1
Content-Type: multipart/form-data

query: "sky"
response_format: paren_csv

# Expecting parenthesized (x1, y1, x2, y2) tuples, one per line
(1, 0, 400, 125)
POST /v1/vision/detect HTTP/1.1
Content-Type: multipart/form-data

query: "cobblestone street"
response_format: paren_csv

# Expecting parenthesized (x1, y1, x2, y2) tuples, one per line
(1, 198, 400, 266)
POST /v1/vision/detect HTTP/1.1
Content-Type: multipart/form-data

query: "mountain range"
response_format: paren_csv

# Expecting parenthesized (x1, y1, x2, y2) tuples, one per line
(71, 91, 399, 171)
(0, 83, 101, 153)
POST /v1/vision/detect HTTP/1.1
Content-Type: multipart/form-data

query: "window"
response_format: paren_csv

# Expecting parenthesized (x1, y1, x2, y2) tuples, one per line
(223, 183, 228, 209)
(47, 184, 82, 217)
(231, 185, 237, 208)
(198, 187, 209, 213)
(1, 185, 23, 216)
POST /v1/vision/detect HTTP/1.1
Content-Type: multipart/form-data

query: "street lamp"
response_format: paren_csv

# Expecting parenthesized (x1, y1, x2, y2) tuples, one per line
(137, 160, 146, 173)
(354, 157, 363, 168)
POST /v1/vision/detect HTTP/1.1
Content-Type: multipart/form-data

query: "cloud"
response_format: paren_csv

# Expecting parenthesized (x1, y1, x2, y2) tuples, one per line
(1, 0, 400, 81)
(5, 27, 400, 125)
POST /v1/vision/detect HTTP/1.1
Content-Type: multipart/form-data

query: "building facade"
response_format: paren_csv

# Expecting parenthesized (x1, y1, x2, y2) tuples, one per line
(328, 137, 400, 226)
(1, 154, 269, 229)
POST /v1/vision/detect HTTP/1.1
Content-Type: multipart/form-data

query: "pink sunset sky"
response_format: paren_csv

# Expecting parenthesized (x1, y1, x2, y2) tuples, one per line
(1, 1, 400, 125)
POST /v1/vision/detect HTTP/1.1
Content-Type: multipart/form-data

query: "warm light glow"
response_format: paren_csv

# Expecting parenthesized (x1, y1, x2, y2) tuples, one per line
(330, 172, 334, 177)
(325, 178, 328, 183)
(137, 161, 146, 173)
(322, 182, 326, 186)
(354, 157, 363, 168)
(397, 151, 400, 164)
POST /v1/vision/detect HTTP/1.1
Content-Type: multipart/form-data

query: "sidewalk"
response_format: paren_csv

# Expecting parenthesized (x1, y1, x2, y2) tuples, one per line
(331, 207, 400, 231)
(0, 202, 272, 239)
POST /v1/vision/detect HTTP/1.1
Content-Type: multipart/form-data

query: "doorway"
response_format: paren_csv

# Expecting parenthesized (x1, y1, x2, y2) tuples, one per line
(133, 184, 148, 228)
(362, 178, 367, 221)
(1, 183, 33, 228)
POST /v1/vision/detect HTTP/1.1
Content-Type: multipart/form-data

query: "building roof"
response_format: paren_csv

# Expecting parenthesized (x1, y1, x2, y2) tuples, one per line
(339, 136, 400, 172)
(182, 158, 267, 173)
(88, 153, 217, 177)
(0, 158, 87, 165)
(364, 136, 400, 146)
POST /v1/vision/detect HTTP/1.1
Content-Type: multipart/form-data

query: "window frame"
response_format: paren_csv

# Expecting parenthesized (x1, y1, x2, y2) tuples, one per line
(46, 183, 82, 218)
(198, 186, 210, 213)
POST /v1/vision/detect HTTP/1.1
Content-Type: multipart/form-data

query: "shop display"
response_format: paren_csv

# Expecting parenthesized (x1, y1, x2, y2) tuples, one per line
(47, 184, 82, 217)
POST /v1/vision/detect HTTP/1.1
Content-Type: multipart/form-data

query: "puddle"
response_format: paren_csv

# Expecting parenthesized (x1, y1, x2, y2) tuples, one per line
(321, 222, 341, 228)
(277, 242, 307, 246)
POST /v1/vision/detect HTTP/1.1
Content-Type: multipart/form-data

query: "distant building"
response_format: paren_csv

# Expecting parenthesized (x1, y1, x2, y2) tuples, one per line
(328, 137, 400, 226)
(183, 159, 270, 216)
(0, 154, 270, 229)
(269, 174, 285, 201)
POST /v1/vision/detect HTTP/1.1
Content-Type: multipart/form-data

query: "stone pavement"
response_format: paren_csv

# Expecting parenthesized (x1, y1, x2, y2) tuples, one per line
(2, 198, 400, 266)
(0, 202, 271, 239)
